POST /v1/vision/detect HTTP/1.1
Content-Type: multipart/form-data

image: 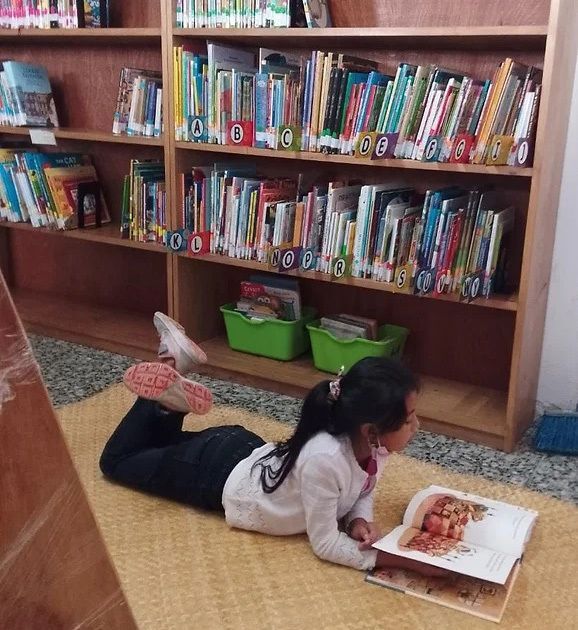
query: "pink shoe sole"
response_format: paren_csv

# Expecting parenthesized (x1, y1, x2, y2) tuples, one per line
(123, 362, 213, 415)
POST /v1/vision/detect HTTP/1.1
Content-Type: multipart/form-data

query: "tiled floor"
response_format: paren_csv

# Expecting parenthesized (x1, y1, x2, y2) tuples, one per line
(30, 334, 578, 504)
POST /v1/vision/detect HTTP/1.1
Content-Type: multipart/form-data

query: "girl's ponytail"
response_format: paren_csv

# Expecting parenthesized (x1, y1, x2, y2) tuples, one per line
(254, 356, 418, 493)
(253, 380, 335, 493)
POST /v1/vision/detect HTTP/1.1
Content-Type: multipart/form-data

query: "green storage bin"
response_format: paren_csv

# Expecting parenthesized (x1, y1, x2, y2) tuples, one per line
(306, 320, 409, 374)
(220, 304, 317, 361)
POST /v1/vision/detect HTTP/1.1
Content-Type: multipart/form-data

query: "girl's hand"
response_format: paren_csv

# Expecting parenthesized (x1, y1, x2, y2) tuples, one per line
(348, 518, 383, 550)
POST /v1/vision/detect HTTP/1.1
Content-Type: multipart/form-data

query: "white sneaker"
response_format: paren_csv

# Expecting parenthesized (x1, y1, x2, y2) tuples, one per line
(123, 362, 213, 415)
(153, 312, 207, 374)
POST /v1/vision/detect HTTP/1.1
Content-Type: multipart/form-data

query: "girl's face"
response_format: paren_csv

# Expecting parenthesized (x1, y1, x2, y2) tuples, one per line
(380, 391, 420, 452)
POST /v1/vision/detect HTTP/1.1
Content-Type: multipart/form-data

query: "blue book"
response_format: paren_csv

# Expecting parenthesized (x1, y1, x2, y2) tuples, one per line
(254, 73, 268, 148)
(2, 61, 59, 127)
(351, 71, 389, 151)
(0, 161, 23, 221)
(144, 81, 158, 137)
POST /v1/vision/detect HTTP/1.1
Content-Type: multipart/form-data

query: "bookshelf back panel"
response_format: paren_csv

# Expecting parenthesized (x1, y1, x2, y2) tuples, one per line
(176, 259, 514, 390)
(110, 0, 162, 27)
(0, 44, 162, 131)
(7, 231, 167, 314)
(328, 0, 550, 27)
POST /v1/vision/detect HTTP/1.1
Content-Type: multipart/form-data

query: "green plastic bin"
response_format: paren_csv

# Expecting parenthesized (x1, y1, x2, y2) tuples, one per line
(306, 320, 409, 374)
(220, 304, 317, 361)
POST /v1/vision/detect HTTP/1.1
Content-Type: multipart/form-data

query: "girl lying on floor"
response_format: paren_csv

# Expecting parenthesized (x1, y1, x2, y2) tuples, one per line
(100, 312, 444, 577)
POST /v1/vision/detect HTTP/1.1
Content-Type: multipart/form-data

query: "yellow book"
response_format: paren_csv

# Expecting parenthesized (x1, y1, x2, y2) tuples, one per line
(308, 52, 326, 152)
(316, 52, 334, 151)
(43, 165, 108, 230)
(293, 201, 304, 247)
(245, 189, 253, 257)
(473, 58, 512, 164)
(346, 220, 356, 256)
(174, 46, 181, 141)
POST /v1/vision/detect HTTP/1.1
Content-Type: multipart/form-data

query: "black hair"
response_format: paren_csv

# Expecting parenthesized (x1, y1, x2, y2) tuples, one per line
(253, 356, 419, 493)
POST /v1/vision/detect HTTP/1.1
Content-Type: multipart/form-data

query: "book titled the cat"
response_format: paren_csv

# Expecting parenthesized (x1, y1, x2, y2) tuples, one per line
(368, 485, 538, 622)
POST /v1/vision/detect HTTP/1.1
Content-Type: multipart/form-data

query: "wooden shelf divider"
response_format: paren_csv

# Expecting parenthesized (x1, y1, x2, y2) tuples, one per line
(175, 141, 534, 177)
(0, 27, 162, 43)
(179, 252, 518, 312)
(0, 222, 167, 254)
(0, 126, 164, 146)
(174, 26, 548, 50)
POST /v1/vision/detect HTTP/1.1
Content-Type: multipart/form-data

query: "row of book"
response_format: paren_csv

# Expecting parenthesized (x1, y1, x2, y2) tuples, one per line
(179, 165, 515, 299)
(176, 0, 331, 29)
(175, 42, 541, 168)
(0, 61, 59, 127)
(0, 147, 110, 229)
(112, 68, 163, 137)
(120, 159, 167, 244)
(0, 0, 110, 29)
(320, 313, 379, 341)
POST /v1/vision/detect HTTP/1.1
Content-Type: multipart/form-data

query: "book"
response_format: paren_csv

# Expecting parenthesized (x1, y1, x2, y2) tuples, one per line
(112, 68, 162, 136)
(369, 485, 538, 621)
(302, 0, 332, 28)
(366, 565, 519, 624)
(0, 0, 108, 28)
(0, 61, 59, 127)
(237, 274, 302, 321)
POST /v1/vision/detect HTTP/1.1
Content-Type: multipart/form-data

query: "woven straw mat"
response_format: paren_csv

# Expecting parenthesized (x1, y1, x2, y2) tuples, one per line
(57, 384, 578, 630)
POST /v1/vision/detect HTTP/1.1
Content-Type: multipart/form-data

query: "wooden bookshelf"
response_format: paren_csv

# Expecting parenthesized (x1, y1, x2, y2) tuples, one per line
(0, 0, 576, 451)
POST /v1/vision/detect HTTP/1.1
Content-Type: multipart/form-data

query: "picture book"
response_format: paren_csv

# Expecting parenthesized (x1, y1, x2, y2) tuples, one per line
(78, 0, 110, 28)
(237, 274, 301, 321)
(302, 0, 332, 28)
(112, 68, 163, 137)
(0, 61, 59, 127)
(369, 485, 538, 621)
(366, 564, 519, 623)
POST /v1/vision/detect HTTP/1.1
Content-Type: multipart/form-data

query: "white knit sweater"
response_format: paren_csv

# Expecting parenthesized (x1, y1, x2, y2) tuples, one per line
(222, 432, 387, 570)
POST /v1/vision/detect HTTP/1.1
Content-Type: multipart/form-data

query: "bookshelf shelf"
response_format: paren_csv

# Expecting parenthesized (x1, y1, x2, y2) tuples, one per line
(12, 288, 159, 358)
(0, 126, 164, 146)
(173, 26, 548, 50)
(181, 252, 518, 312)
(175, 141, 534, 177)
(2, 0, 576, 452)
(0, 28, 162, 43)
(0, 222, 167, 254)
(199, 336, 507, 448)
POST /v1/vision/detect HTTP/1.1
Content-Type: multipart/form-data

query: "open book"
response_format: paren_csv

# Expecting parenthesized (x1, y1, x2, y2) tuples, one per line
(367, 485, 538, 622)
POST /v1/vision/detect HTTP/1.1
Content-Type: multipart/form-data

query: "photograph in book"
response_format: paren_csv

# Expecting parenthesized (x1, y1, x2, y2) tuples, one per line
(372, 485, 537, 586)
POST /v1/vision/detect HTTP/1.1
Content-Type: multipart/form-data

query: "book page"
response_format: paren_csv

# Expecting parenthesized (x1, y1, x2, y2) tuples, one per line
(373, 526, 518, 585)
(366, 562, 519, 623)
(402, 485, 537, 557)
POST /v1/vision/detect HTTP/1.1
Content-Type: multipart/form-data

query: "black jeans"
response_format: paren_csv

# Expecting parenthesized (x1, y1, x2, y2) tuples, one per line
(100, 398, 266, 511)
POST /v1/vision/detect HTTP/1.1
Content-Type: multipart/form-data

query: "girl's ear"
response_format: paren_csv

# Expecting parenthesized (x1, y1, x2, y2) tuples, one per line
(358, 422, 376, 442)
